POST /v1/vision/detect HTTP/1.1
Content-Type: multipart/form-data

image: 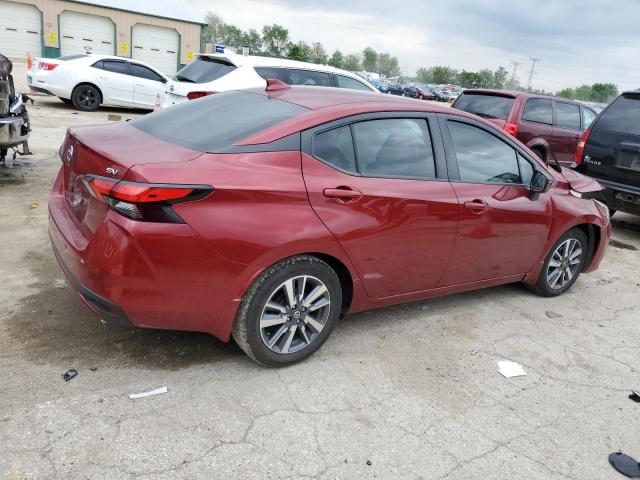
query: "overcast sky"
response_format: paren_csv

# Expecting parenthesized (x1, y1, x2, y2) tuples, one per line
(188, 0, 639, 92)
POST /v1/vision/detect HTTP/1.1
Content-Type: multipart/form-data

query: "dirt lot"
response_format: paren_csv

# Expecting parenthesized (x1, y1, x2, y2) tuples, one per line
(2, 62, 640, 480)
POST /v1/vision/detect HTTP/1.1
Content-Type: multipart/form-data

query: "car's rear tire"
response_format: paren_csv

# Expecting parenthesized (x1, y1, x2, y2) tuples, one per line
(528, 228, 588, 297)
(232, 255, 342, 367)
(71, 84, 101, 111)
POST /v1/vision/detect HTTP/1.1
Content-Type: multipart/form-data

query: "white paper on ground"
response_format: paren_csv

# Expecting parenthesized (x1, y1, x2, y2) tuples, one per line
(129, 386, 168, 399)
(497, 360, 527, 378)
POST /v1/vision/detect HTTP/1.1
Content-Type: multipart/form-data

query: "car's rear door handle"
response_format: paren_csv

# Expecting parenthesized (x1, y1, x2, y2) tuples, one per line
(464, 199, 489, 214)
(323, 187, 363, 203)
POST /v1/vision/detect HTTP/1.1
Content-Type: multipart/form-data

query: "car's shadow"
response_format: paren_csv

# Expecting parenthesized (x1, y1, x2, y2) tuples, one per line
(32, 94, 150, 117)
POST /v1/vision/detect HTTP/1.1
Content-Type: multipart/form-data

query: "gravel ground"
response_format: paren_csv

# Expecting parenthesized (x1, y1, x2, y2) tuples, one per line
(1, 61, 639, 480)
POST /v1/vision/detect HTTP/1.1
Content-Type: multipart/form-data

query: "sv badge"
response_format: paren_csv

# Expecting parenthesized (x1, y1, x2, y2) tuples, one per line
(106, 167, 119, 176)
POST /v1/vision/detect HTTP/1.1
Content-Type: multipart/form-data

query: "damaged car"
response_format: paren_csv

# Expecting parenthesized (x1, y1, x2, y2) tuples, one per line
(49, 81, 611, 366)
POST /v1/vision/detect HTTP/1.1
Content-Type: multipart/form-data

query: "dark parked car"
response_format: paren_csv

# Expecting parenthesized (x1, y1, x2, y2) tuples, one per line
(453, 90, 598, 166)
(387, 83, 404, 96)
(50, 82, 610, 366)
(574, 90, 640, 216)
(402, 86, 420, 98)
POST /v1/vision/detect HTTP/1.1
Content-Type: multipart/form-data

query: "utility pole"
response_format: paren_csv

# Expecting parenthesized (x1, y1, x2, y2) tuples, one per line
(527, 57, 541, 90)
(509, 61, 521, 88)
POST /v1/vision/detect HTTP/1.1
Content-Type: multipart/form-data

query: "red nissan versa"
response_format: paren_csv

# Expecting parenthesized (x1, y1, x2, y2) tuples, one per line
(453, 90, 598, 167)
(49, 81, 611, 366)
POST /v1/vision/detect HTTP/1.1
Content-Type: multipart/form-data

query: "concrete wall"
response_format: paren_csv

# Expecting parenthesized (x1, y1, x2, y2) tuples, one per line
(8, 0, 201, 68)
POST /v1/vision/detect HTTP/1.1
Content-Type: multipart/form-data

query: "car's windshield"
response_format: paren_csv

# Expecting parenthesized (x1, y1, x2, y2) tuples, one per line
(173, 57, 237, 83)
(454, 93, 515, 120)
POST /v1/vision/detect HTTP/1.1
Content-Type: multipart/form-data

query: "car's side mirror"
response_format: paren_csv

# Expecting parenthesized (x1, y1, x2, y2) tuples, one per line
(530, 170, 551, 193)
(161, 78, 168, 84)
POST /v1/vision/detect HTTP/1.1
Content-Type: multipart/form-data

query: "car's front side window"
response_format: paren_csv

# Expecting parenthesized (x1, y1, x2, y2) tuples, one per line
(448, 121, 522, 184)
(353, 119, 436, 179)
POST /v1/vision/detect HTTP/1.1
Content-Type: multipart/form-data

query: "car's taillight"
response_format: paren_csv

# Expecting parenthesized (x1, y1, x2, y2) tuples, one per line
(575, 128, 591, 164)
(38, 61, 59, 71)
(186, 91, 215, 100)
(83, 176, 213, 223)
(504, 122, 519, 137)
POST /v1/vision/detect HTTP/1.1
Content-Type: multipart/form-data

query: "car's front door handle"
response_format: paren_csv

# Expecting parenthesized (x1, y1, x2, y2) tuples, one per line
(464, 199, 489, 214)
(323, 187, 363, 203)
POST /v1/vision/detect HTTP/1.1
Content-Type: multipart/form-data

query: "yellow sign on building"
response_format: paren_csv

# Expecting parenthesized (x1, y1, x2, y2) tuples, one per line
(48, 31, 57, 43)
(119, 41, 129, 53)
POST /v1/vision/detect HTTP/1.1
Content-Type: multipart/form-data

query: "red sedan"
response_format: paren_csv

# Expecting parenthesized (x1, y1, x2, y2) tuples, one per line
(49, 81, 611, 366)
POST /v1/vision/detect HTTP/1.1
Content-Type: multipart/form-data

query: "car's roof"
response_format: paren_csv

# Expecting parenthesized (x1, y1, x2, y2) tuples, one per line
(235, 85, 473, 145)
(197, 52, 375, 87)
(462, 88, 585, 104)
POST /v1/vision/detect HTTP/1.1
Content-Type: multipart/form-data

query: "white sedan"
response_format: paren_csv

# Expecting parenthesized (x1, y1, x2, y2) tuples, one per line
(27, 54, 168, 111)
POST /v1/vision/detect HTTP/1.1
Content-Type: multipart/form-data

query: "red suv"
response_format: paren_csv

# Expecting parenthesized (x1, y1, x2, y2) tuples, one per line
(49, 83, 610, 366)
(453, 90, 598, 166)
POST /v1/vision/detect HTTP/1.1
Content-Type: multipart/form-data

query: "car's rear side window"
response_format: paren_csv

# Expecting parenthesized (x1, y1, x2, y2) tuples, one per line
(454, 93, 515, 120)
(288, 69, 332, 87)
(522, 99, 553, 124)
(131, 91, 308, 152)
(313, 126, 356, 172)
(593, 93, 640, 135)
(353, 119, 436, 179)
(174, 57, 236, 83)
(336, 75, 372, 92)
(255, 67, 290, 83)
(555, 102, 581, 130)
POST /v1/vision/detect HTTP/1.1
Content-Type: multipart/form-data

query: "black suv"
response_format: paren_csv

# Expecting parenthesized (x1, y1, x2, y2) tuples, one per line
(574, 90, 640, 216)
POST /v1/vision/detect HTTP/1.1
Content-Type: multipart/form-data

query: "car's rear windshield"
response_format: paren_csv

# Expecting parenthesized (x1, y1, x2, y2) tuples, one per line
(173, 57, 236, 83)
(454, 93, 515, 120)
(593, 93, 640, 136)
(131, 91, 309, 151)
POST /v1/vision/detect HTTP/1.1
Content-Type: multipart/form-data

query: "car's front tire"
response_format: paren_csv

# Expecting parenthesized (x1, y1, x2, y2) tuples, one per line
(232, 255, 342, 367)
(528, 228, 588, 297)
(71, 84, 101, 111)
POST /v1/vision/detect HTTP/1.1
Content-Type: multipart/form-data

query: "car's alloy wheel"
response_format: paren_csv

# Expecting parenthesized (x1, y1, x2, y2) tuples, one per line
(259, 275, 331, 354)
(528, 228, 588, 297)
(232, 255, 342, 366)
(546, 238, 582, 289)
(78, 88, 98, 109)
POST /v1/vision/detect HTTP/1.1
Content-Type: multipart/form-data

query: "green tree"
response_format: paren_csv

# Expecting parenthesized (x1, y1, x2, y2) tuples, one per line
(309, 42, 328, 64)
(492, 67, 508, 89)
(477, 69, 494, 88)
(591, 83, 618, 103)
(387, 56, 400, 77)
(557, 88, 576, 99)
(287, 41, 311, 62)
(262, 24, 289, 57)
(343, 53, 361, 71)
(416, 67, 434, 84)
(220, 24, 243, 47)
(457, 70, 483, 88)
(362, 47, 378, 72)
(328, 50, 344, 69)
(203, 12, 226, 44)
(240, 29, 262, 54)
(574, 85, 593, 101)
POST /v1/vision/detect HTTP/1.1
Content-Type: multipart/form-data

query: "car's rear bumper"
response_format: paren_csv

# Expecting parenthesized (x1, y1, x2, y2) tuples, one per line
(595, 179, 640, 215)
(48, 168, 255, 341)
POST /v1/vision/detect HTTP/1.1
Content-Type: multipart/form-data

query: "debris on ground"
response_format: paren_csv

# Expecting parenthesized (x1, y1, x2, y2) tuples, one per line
(629, 391, 640, 403)
(545, 310, 563, 319)
(30, 202, 38, 209)
(129, 386, 168, 399)
(107, 114, 122, 122)
(498, 360, 527, 378)
(366, 460, 372, 466)
(63, 369, 78, 382)
(609, 451, 640, 477)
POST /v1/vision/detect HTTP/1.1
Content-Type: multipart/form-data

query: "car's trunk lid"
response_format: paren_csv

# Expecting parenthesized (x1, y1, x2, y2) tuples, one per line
(60, 121, 203, 237)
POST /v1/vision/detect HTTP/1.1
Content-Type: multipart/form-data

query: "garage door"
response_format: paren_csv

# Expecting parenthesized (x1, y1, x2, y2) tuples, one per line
(132, 24, 179, 76)
(0, 1, 42, 58)
(60, 11, 114, 56)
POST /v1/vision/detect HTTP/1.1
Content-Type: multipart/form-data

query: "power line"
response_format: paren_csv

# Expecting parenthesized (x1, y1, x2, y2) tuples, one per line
(509, 60, 521, 87)
(527, 57, 541, 89)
